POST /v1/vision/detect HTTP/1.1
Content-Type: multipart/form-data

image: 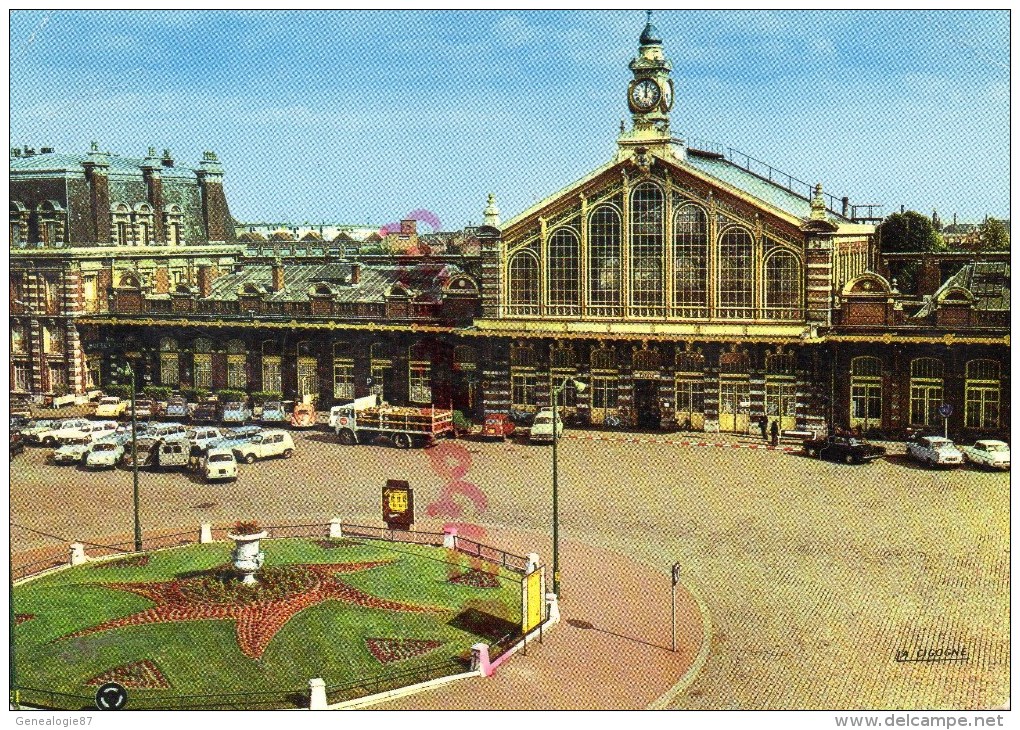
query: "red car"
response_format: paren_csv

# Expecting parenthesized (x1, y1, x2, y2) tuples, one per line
(480, 413, 516, 440)
(290, 403, 317, 429)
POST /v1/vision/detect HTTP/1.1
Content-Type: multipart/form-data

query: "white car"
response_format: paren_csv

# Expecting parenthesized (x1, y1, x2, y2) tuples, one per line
(529, 409, 565, 444)
(961, 440, 1010, 470)
(29, 418, 92, 446)
(53, 420, 119, 445)
(94, 397, 128, 418)
(906, 435, 964, 467)
(85, 440, 125, 469)
(53, 436, 95, 465)
(204, 448, 238, 482)
(233, 430, 295, 463)
(187, 427, 224, 450)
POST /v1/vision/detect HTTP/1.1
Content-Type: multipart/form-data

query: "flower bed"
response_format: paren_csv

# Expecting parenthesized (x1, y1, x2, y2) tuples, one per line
(86, 659, 169, 689)
(94, 555, 151, 569)
(365, 637, 444, 664)
(314, 538, 363, 549)
(448, 569, 501, 589)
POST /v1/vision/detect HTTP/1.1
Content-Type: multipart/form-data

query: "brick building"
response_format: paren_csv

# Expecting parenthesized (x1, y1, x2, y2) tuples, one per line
(9, 18, 1009, 440)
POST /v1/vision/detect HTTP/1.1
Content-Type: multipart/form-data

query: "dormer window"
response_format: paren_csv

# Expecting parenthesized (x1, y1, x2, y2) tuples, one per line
(164, 204, 183, 245)
(111, 203, 131, 245)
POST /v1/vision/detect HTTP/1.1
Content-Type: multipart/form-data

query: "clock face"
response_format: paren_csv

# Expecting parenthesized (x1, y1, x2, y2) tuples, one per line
(631, 79, 661, 111)
(662, 80, 673, 110)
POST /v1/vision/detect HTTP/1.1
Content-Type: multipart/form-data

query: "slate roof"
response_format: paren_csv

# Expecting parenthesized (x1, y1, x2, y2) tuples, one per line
(204, 261, 467, 304)
(913, 262, 1010, 318)
(684, 151, 851, 223)
(10, 151, 197, 179)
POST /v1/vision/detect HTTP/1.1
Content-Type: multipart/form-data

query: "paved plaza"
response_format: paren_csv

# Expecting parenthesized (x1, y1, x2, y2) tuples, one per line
(10, 425, 1009, 709)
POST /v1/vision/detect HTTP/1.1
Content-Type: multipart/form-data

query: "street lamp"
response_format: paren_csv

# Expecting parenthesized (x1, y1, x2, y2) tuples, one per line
(550, 375, 587, 597)
(113, 362, 143, 552)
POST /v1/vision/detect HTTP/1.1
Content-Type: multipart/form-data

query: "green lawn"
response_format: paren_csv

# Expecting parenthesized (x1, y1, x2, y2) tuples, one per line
(13, 538, 523, 709)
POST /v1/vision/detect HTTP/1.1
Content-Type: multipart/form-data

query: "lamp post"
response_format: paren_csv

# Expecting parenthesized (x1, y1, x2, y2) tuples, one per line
(114, 362, 143, 552)
(550, 375, 587, 597)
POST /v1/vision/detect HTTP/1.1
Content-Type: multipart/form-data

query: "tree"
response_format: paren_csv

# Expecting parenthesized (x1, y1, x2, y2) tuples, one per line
(978, 218, 1010, 251)
(875, 211, 945, 253)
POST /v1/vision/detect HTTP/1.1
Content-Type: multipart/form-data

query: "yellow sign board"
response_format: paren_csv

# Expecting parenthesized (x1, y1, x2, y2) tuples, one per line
(524, 569, 543, 633)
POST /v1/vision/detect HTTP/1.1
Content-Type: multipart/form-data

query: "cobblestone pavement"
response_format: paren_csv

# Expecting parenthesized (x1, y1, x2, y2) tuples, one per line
(10, 424, 1009, 709)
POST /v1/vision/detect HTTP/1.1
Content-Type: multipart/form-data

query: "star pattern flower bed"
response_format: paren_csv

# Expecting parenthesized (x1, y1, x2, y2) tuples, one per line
(13, 537, 523, 709)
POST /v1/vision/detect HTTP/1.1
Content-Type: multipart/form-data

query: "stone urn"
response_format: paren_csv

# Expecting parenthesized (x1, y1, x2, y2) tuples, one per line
(228, 530, 268, 585)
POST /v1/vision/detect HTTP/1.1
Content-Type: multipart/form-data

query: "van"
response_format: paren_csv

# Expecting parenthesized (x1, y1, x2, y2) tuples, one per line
(233, 430, 295, 463)
(154, 440, 190, 469)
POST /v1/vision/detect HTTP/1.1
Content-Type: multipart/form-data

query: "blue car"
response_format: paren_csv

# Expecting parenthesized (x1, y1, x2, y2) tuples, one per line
(208, 425, 263, 451)
(222, 401, 252, 424)
(259, 401, 288, 424)
(164, 396, 190, 420)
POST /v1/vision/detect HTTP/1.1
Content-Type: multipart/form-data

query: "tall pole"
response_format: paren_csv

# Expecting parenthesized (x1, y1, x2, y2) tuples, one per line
(552, 374, 560, 596)
(128, 366, 142, 552)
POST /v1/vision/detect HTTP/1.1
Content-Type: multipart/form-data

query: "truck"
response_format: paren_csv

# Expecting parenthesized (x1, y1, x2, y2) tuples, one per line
(330, 395, 455, 449)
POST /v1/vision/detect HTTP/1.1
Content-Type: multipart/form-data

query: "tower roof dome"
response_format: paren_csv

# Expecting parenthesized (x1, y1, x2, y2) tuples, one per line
(639, 10, 662, 45)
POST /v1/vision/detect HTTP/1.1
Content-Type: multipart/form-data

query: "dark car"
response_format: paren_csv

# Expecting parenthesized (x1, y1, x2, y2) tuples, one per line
(10, 431, 25, 458)
(10, 415, 31, 430)
(192, 398, 221, 423)
(804, 435, 886, 464)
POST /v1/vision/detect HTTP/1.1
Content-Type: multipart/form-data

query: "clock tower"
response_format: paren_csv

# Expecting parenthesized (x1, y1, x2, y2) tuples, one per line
(618, 11, 679, 162)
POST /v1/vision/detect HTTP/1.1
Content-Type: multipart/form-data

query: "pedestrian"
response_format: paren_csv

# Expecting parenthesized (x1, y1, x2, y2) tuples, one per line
(758, 415, 768, 441)
(770, 420, 780, 447)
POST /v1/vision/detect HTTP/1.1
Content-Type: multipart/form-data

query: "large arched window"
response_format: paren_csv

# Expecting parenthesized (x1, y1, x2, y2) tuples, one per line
(717, 226, 754, 319)
(764, 249, 802, 320)
(965, 359, 1000, 429)
(192, 337, 213, 389)
(507, 251, 540, 316)
(673, 204, 708, 318)
(159, 337, 179, 388)
(590, 347, 619, 425)
(332, 341, 354, 401)
(588, 205, 622, 317)
(629, 182, 665, 317)
(909, 358, 944, 426)
(510, 344, 539, 409)
(850, 356, 882, 429)
(408, 342, 433, 404)
(226, 339, 247, 390)
(547, 228, 580, 316)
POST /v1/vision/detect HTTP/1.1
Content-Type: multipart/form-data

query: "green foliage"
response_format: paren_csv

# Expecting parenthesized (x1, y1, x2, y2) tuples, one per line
(250, 390, 283, 404)
(180, 387, 209, 403)
(358, 245, 386, 255)
(876, 211, 944, 253)
(217, 389, 248, 403)
(979, 218, 1010, 251)
(104, 384, 133, 399)
(452, 410, 473, 432)
(142, 386, 173, 401)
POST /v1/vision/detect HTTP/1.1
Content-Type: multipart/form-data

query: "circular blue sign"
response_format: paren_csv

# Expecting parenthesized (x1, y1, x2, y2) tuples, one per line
(938, 404, 953, 418)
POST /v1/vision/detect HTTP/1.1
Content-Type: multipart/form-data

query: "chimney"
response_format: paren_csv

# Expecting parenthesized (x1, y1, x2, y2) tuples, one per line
(197, 265, 213, 298)
(272, 259, 285, 292)
(351, 263, 361, 285)
(161, 148, 174, 167)
(400, 219, 417, 237)
(40, 146, 53, 154)
(841, 196, 849, 218)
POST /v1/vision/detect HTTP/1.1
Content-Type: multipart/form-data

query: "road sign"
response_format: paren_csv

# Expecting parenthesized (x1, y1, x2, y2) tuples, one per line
(671, 562, 682, 587)
(939, 404, 953, 418)
(95, 682, 127, 710)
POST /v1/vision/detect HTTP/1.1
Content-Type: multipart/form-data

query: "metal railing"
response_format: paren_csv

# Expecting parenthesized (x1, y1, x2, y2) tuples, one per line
(341, 522, 445, 546)
(13, 684, 303, 711)
(324, 658, 466, 706)
(452, 536, 530, 574)
(12, 686, 96, 710)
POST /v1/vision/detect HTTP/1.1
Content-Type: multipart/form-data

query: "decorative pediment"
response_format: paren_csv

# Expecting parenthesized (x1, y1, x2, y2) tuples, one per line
(842, 273, 892, 297)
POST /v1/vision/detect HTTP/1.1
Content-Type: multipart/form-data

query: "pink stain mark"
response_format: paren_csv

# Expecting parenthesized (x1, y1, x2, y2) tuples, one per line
(378, 209, 442, 237)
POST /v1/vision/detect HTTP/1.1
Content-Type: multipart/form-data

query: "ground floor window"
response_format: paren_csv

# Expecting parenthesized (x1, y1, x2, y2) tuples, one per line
(510, 368, 538, 409)
(909, 381, 943, 426)
(719, 380, 750, 433)
(160, 353, 179, 388)
(333, 359, 354, 400)
(48, 363, 66, 393)
(86, 356, 101, 390)
(370, 360, 391, 399)
(765, 379, 797, 431)
(590, 373, 619, 425)
(12, 362, 30, 392)
(674, 376, 704, 430)
(409, 361, 432, 404)
(193, 354, 212, 390)
(965, 385, 999, 429)
(262, 356, 282, 393)
(551, 369, 578, 408)
(297, 357, 318, 402)
(227, 355, 247, 390)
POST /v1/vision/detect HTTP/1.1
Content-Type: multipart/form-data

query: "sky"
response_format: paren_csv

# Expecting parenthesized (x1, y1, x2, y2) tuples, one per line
(8, 9, 1010, 231)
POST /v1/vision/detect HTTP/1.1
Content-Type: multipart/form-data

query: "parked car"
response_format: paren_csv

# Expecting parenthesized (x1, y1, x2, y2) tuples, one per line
(153, 440, 191, 469)
(95, 397, 128, 418)
(53, 420, 120, 445)
(480, 413, 516, 440)
(906, 435, 964, 468)
(146, 422, 189, 441)
(192, 398, 221, 423)
(10, 396, 33, 419)
(126, 399, 156, 420)
(222, 401, 252, 424)
(27, 418, 92, 446)
(203, 448, 238, 482)
(186, 427, 224, 450)
(210, 425, 264, 450)
(290, 403, 317, 429)
(164, 396, 190, 420)
(10, 431, 25, 458)
(803, 435, 887, 464)
(961, 440, 1010, 470)
(53, 435, 95, 465)
(259, 401, 289, 424)
(233, 429, 295, 463)
(529, 409, 564, 444)
(85, 440, 125, 470)
(10, 415, 31, 430)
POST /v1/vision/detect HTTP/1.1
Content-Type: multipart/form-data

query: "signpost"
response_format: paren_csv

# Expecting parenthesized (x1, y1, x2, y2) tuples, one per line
(939, 403, 953, 439)
(382, 479, 414, 531)
(671, 562, 681, 653)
